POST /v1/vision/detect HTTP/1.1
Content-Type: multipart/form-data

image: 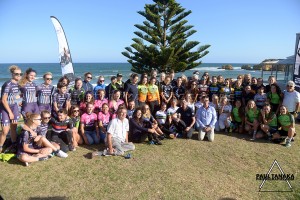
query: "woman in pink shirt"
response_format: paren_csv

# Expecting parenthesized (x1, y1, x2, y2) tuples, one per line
(79, 91, 95, 114)
(94, 89, 108, 114)
(108, 90, 124, 119)
(97, 103, 111, 143)
(80, 103, 99, 145)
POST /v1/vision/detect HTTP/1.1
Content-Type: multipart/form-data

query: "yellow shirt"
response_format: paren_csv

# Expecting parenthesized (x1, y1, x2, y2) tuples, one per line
(138, 84, 148, 102)
(147, 84, 160, 104)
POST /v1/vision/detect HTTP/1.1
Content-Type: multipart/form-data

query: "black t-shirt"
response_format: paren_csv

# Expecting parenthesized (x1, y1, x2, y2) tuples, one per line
(161, 83, 173, 99)
(176, 107, 194, 127)
(125, 83, 138, 102)
(173, 85, 185, 100)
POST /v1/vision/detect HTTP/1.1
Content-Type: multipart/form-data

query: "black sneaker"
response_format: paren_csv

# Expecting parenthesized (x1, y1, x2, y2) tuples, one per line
(39, 156, 49, 161)
(158, 135, 165, 140)
(154, 139, 162, 145)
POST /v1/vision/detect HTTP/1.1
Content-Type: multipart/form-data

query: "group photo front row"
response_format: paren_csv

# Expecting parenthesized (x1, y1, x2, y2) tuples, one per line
(0, 65, 299, 166)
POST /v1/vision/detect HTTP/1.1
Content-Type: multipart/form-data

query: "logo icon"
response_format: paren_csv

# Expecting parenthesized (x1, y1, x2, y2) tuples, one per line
(256, 159, 294, 192)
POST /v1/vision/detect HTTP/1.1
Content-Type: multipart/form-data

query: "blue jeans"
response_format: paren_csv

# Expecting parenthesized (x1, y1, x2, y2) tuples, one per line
(85, 130, 100, 145)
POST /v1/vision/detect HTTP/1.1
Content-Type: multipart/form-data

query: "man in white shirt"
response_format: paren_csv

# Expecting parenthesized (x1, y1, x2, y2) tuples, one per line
(282, 81, 300, 117)
(91, 107, 135, 157)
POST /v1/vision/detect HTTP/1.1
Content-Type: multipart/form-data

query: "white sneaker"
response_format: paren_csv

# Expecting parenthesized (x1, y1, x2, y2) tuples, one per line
(56, 150, 68, 158)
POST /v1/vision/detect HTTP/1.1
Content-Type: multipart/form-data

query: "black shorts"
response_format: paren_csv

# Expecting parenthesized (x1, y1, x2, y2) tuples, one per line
(279, 129, 288, 136)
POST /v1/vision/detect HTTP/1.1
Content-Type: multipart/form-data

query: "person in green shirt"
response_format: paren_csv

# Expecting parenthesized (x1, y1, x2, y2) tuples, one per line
(245, 100, 260, 140)
(266, 84, 282, 114)
(273, 105, 295, 147)
(231, 99, 244, 134)
(257, 104, 277, 140)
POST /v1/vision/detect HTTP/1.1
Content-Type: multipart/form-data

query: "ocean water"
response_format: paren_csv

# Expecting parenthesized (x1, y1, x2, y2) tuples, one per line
(0, 63, 285, 87)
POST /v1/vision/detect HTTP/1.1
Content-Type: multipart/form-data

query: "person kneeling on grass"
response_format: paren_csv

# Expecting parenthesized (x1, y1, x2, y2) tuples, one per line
(92, 107, 135, 157)
(273, 105, 296, 147)
(257, 104, 277, 140)
(195, 96, 217, 142)
(17, 113, 68, 166)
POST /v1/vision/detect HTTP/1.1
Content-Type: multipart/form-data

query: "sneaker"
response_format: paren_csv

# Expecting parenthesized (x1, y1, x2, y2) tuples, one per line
(158, 135, 165, 140)
(285, 141, 292, 147)
(48, 153, 55, 158)
(176, 133, 183, 138)
(68, 145, 76, 151)
(25, 162, 29, 167)
(39, 156, 49, 161)
(56, 150, 68, 158)
(102, 149, 114, 156)
(154, 139, 162, 145)
(148, 140, 155, 145)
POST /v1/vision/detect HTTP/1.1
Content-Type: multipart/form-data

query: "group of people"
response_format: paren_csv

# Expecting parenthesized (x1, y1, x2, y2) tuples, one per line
(0, 65, 299, 166)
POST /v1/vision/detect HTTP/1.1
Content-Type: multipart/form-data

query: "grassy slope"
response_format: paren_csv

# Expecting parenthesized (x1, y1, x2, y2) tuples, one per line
(0, 128, 299, 200)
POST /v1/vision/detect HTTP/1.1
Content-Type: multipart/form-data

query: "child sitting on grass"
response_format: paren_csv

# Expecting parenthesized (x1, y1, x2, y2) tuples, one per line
(17, 113, 68, 166)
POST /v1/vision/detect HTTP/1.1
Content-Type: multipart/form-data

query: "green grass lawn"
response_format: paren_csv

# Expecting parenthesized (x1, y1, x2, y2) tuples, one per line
(0, 127, 299, 200)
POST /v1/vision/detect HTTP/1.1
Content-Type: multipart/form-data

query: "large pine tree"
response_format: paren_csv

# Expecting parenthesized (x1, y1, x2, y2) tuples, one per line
(122, 0, 210, 74)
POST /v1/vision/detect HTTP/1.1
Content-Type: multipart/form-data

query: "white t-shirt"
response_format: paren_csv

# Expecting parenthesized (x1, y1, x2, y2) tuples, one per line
(282, 90, 300, 112)
(167, 106, 179, 115)
(218, 103, 232, 120)
(107, 118, 129, 142)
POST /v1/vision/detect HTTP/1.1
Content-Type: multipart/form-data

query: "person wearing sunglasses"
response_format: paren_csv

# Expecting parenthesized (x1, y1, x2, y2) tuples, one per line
(19, 68, 40, 120)
(82, 72, 94, 93)
(36, 72, 55, 113)
(93, 76, 106, 98)
(17, 112, 68, 166)
(0, 65, 22, 153)
(282, 81, 300, 117)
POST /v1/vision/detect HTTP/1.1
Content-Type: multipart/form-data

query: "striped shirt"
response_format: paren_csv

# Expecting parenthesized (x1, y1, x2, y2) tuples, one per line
(50, 117, 73, 134)
(1, 80, 20, 105)
(20, 82, 37, 104)
(36, 84, 54, 105)
(37, 123, 49, 137)
(52, 92, 71, 109)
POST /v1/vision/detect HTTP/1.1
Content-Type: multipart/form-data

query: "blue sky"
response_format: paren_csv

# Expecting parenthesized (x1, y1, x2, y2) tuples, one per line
(0, 0, 299, 63)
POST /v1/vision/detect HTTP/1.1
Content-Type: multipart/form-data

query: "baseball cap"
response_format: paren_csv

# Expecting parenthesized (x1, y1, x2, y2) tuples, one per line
(117, 73, 123, 77)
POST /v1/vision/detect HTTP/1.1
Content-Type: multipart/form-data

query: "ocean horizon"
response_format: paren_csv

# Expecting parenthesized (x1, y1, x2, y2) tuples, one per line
(0, 62, 284, 87)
